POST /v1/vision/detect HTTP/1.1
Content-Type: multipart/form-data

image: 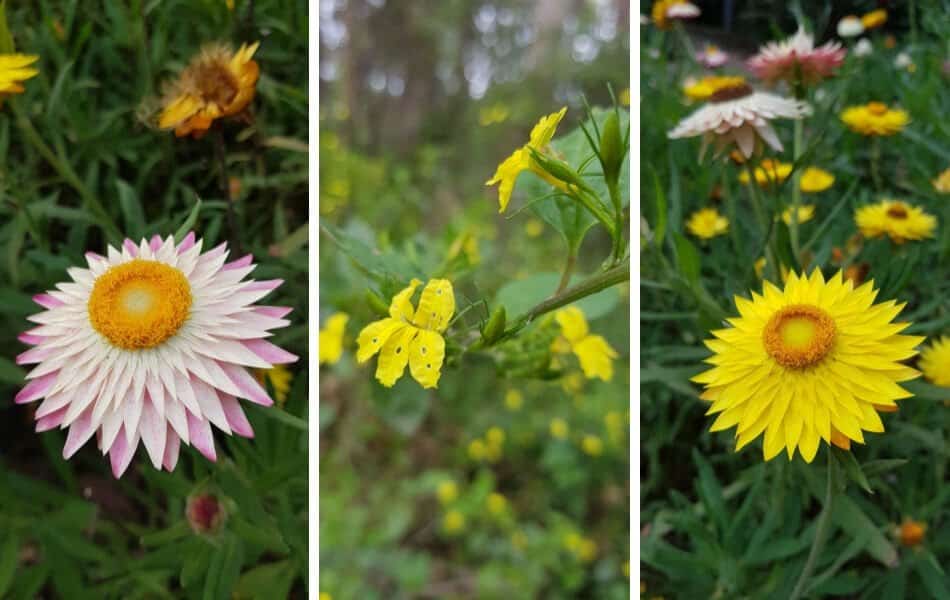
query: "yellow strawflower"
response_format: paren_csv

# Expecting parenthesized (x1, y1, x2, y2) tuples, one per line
(920, 337, 950, 387)
(436, 480, 458, 505)
(861, 9, 887, 30)
(932, 167, 950, 193)
(0, 54, 39, 101)
(486, 107, 568, 212)
(158, 42, 260, 138)
(841, 102, 909, 136)
(685, 207, 729, 240)
(693, 270, 923, 462)
(550, 418, 569, 439)
(318, 313, 349, 365)
(582, 435, 604, 456)
(357, 279, 454, 388)
(504, 389, 524, 411)
(855, 199, 936, 244)
(782, 204, 815, 226)
(554, 306, 619, 381)
(682, 75, 746, 101)
(738, 159, 792, 187)
(799, 167, 834, 192)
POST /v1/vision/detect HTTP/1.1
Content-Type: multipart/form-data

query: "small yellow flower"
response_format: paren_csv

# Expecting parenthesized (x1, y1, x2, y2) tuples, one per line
(562, 532, 581, 551)
(897, 518, 927, 548)
(554, 306, 619, 381)
(486, 107, 568, 212)
(486, 492, 507, 516)
(468, 439, 487, 461)
(443, 510, 465, 534)
(682, 75, 746, 101)
(577, 538, 598, 562)
(319, 593, 331, 600)
(861, 9, 887, 30)
(920, 337, 950, 387)
(319, 313, 349, 365)
(841, 102, 909, 136)
(357, 279, 455, 388)
(799, 167, 835, 193)
(622, 561, 630, 578)
(226, 0, 235, 9)
(605, 411, 624, 432)
(619, 87, 630, 106)
(933, 167, 950, 193)
(486, 426, 506, 446)
(0, 54, 39, 101)
(525, 218, 545, 237)
(479, 103, 510, 126)
(447, 230, 480, 265)
(738, 159, 792, 187)
(754, 257, 767, 278)
(685, 207, 729, 240)
(582, 435, 604, 456)
(158, 42, 261, 138)
(485, 441, 503, 463)
(561, 371, 586, 394)
(550, 418, 569, 439)
(257, 365, 293, 406)
(782, 204, 815, 226)
(855, 199, 936, 244)
(504, 389, 524, 411)
(437, 480, 458, 505)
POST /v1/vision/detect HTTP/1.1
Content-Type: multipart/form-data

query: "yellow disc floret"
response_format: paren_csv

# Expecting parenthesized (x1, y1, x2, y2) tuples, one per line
(763, 304, 836, 368)
(88, 260, 192, 349)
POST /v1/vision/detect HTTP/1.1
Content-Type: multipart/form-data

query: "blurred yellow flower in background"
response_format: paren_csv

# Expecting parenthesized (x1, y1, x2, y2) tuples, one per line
(468, 439, 487, 461)
(486, 107, 567, 212)
(933, 167, 950, 193)
(319, 593, 331, 600)
(511, 531, 528, 550)
(319, 313, 349, 365)
(525, 218, 545, 237)
(487, 493, 507, 516)
(443, 510, 465, 534)
(479, 102, 510, 126)
(855, 199, 936, 244)
(841, 102, 909, 136)
(920, 337, 950, 387)
(782, 204, 815, 226)
(682, 75, 746, 101)
(738, 159, 792, 187)
(582, 435, 604, 456)
(554, 306, 619, 381)
(619, 87, 630, 106)
(486, 426, 506, 446)
(256, 365, 293, 406)
(897, 518, 927, 548)
(861, 9, 887, 30)
(158, 42, 260, 138)
(437, 480, 458, 505)
(0, 54, 39, 101)
(799, 167, 835, 192)
(504, 389, 524, 411)
(685, 207, 729, 240)
(550, 418, 569, 439)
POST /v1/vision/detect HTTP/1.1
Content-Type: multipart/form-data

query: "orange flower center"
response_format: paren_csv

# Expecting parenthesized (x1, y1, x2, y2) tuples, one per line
(867, 102, 888, 116)
(88, 260, 192, 350)
(763, 304, 836, 369)
(886, 205, 908, 219)
(710, 83, 754, 103)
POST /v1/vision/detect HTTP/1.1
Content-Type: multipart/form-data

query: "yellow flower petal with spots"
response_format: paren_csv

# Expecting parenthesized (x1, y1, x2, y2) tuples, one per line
(409, 329, 446, 389)
(375, 325, 418, 387)
(356, 317, 404, 363)
(413, 279, 455, 332)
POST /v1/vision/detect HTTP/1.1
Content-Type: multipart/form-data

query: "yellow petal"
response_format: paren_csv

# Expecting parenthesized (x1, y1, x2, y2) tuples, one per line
(389, 279, 422, 321)
(412, 279, 455, 332)
(486, 148, 529, 212)
(375, 325, 419, 387)
(555, 306, 589, 344)
(573, 335, 618, 381)
(798, 425, 820, 463)
(408, 329, 446, 389)
(528, 106, 567, 148)
(356, 317, 402, 363)
(159, 94, 203, 129)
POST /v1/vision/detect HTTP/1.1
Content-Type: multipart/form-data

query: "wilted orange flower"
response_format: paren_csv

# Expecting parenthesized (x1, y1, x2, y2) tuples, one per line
(158, 42, 260, 138)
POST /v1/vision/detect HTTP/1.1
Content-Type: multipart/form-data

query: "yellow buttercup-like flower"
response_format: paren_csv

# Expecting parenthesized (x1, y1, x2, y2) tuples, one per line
(486, 107, 568, 212)
(738, 159, 792, 187)
(443, 510, 465, 534)
(487, 493, 507, 516)
(933, 167, 950, 193)
(841, 102, 909, 136)
(581, 435, 604, 456)
(550, 418, 569, 439)
(505, 389, 524, 411)
(158, 42, 260, 138)
(357, 279, 455, 388)
(318, 312, 349, 365)
(0, 54, 39, 101)
(799, 167, 835, 193)
(437, 480, 458, 505)
(920, 337, 950, 387)
(682, 75, 746, 101)
(693, 270, 923, 462)
(554, 307, 619, 381)
(782, 204, 815, 226)
(855, 199, 936, 244)
(685, 207, 729, 240)
(861, 9, 887, 30)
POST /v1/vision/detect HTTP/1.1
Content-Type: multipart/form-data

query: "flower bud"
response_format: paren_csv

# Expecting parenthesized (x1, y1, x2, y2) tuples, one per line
(599, 111, 624, 183)
(527, 147, 583, 188)
(186, 494, 226, 535)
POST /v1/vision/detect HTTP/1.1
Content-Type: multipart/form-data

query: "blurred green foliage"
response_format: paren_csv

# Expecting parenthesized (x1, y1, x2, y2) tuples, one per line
(641, 1, 950, 598)
(0, 1, 308, 598)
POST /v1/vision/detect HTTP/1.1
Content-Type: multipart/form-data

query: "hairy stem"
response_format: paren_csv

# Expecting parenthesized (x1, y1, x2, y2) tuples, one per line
(556, 249, 577, 294)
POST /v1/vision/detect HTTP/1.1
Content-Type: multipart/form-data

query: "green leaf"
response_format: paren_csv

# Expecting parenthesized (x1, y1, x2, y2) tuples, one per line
(0, 534, 18, 598)
(116, 179, 145, 240)
(494, 272, 620, 321)
(914, 553, 950, 599)
(234, 560, 295, 600)
(672, 232, 700, 284)
(246, 404, 307, 431)
(0, 2, 14, 54)
(0, 356, 25, 385)
(174, 196, 202, 242)
(832, 448, 872, 494)
(650, 165, 667, 247)
(370, 377, 431, 436)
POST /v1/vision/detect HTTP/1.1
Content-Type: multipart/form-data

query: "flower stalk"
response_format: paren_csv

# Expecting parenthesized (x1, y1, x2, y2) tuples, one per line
(789, 450, 838, 600)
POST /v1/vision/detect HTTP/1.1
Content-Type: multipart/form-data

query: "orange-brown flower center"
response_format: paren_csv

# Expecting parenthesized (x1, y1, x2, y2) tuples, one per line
(710, 83, 754, 103)
(763, 304, 836, 369)
(867, 102, 888, 116)
(886, 205, 908, 219)
(192, 60, 239, 107)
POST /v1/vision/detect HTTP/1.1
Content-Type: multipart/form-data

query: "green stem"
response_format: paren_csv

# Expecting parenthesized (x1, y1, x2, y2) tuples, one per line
(556, 248, 577, 294)
(607, 179, 625, 263)
(869, 137, 882, 192)
(743, 163, 779, 282)
(673, 21, 697, 65)
(572, 184, 617, 240)
(213, 129, 242, 255)
(11, 102, 121, 240)
(790, 451, 837, 600)
(790, 117, 804, 259)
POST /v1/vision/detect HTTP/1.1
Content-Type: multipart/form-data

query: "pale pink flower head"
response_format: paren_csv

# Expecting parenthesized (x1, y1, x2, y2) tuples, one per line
(16, 232, 298, 478)
(747, 26, 846, 86)
(668, 83, 812, 159)
(696, 44, 729, 68)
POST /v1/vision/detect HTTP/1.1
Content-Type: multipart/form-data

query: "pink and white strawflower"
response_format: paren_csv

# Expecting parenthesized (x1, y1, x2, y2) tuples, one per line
(747, 26, 846, 86)
(16, 232, 297, 477)
(696, 44, 729, 68)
